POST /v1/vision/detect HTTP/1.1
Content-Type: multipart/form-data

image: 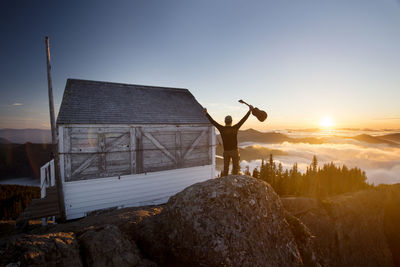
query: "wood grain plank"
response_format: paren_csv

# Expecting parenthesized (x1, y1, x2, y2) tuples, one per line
(183, 129, 207, 159)
(175, 131, 182, 167)
(70, 133, 98, 139)
(65, 127, 72, 180)
(130, 127, 136, 174)
(98, 133, 106, 176)
(58, 126, 65, 183)
(143, 132, 177, 164)
(71, 132, 128, 177)
(136, 127, 143, 174)
(70, 126, 129, 135)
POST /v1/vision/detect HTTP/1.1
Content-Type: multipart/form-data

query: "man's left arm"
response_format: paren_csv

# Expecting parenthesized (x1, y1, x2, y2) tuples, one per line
(234, 106, 253, 129)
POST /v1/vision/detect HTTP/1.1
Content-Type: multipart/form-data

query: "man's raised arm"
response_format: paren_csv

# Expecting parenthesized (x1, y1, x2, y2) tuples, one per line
(234, 106, 253, 129)
(203, 108, 222, 131)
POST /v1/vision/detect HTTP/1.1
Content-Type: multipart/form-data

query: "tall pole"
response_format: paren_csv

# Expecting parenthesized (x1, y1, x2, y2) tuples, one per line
(45, 36, 66, 221)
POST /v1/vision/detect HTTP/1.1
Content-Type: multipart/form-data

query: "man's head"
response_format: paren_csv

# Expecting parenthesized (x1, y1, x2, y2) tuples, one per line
(225, 115, 232, 126)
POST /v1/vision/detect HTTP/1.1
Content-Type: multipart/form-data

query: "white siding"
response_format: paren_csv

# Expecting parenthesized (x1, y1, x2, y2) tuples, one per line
(63, 164, 214, 220)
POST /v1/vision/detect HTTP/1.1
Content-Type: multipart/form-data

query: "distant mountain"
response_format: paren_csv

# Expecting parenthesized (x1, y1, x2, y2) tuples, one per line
(216, 143, 286, 161)
(0, 143, 54, 179)
(0, 129, 51, 144)
(379, 133, 400, 144)
(0, 137, 10, 144)
(348, 134, 398, 146)
(238, 129, 289, 143)
(237, 129, 324, 144)
(236, 129, 400, 147)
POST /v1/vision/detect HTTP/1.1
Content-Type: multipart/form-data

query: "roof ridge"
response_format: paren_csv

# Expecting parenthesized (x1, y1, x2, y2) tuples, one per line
(67, 78, 190, 92)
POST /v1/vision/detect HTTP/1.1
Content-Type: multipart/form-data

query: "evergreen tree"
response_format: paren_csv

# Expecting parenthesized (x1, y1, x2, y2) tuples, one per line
(252, 167, 259, 179)
(244, 165, 251, 176)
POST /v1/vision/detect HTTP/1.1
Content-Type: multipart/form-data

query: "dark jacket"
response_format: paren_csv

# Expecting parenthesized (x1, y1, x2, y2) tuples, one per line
(206, 111, 251, 151)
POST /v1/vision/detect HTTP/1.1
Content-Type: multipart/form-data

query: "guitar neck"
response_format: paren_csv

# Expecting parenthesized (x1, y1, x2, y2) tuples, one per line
(239, 99, 250, 107)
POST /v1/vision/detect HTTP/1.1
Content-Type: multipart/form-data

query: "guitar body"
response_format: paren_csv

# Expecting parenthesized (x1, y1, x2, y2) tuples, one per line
(252, 107, 267, 122)
(239, 99, 267, 122)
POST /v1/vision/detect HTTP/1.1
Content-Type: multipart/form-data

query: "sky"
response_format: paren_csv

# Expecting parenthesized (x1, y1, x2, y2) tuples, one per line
(1, 0, 399, 130)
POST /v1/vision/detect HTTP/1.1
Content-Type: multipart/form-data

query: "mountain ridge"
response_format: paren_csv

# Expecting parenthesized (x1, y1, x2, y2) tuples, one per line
(0, 129, 51, 144)
(237, 128, 399, 147)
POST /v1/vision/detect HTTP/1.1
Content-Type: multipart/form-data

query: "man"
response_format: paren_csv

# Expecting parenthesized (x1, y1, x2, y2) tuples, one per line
(204, 105, 253, 176)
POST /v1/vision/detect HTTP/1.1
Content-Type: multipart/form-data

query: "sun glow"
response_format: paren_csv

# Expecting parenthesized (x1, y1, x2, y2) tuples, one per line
(319, 116, 334, 128)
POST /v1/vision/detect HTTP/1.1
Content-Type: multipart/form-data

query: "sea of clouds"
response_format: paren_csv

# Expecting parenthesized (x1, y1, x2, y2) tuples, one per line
(239, 141, 400, 185)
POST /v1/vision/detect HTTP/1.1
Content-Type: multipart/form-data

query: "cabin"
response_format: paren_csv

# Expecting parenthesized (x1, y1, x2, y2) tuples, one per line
(53, 79, 215, 220)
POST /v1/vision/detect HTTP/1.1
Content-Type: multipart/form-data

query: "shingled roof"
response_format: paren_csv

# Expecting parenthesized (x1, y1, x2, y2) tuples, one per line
(56, 79, 210, 125)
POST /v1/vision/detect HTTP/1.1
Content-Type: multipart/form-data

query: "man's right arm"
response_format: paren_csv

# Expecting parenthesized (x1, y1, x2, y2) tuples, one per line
(204, 109, 222, 130)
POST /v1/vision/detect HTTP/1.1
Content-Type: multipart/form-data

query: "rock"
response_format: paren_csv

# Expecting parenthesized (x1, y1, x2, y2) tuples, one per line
(282, 197, 337, 266)
(4, 176, 400, 266)
(78, 224, 157, 267)
(282, 186, 400, 267)
(329, 190, 393, 266)
(78, 224, 140, 267)
(284, 211, 326, 267)
(138, 175, 302, 266)
(383, 185, 400, 266)
(1, 232, 82, 266)
(0, 222, 158, 267)
(134, 209, 169, 264)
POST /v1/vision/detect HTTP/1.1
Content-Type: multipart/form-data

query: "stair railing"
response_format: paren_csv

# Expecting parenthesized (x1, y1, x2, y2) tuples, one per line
(40, 159, 55, 225)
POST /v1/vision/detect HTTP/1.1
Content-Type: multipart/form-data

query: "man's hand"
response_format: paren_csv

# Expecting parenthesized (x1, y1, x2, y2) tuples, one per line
(203, 108, 207, 114)
(249, 105, 254, 111)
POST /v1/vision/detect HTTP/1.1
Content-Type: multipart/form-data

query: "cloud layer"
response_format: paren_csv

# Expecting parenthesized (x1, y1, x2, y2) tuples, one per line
(240, 141, 400, 185)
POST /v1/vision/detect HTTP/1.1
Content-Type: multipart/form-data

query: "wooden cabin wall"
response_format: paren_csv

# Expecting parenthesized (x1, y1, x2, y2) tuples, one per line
(58, 124, 212, 182)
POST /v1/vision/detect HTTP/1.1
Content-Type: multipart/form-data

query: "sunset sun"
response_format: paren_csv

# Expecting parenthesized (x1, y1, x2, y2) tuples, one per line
(319, 116, 334, 128)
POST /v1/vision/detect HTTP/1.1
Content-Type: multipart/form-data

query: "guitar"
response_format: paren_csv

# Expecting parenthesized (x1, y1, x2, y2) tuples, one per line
(239, 99, 268, 122)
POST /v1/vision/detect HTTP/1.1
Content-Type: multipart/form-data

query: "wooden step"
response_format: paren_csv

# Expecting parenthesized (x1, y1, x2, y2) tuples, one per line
(17, 186, 60, 223)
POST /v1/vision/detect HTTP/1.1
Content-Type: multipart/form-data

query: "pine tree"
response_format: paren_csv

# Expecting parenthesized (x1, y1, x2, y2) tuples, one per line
(244, 165, 251, 176)
(311, 155, 318, 173)
(252, 167, 260, 179)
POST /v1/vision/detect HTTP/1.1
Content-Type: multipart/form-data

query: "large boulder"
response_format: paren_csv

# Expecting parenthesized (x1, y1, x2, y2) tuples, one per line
(78, 224, 155, 267)
(137, 175, 302, 266)
(0, 232, 82, 266)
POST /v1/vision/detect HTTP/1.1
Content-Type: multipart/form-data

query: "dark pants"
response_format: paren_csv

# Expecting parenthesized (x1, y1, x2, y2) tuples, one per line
(222, 149, 240, 176)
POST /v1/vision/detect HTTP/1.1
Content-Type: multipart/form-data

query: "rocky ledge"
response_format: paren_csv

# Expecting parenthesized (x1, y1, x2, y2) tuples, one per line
(1, 176, 400, 267)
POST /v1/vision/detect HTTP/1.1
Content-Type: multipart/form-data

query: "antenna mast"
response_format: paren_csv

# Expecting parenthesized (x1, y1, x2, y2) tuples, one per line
(45, 36, 66, 221)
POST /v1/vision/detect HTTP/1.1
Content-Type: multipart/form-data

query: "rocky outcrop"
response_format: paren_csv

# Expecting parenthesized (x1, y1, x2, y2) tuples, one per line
(1, 232, 82, 266)
(284, 211, 326, 267)
(1, 176, 400, 267)
(137, 175, 303, 266)
(282, 197, 338, 266)
(282, 185, 400, 267)
(383, 184, 400, 266)
(0, 224, 157, 267)
(78, 224, 155, 267)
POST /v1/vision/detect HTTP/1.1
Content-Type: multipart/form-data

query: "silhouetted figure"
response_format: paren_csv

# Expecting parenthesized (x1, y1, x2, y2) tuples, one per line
(204, 106, 253, 176)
